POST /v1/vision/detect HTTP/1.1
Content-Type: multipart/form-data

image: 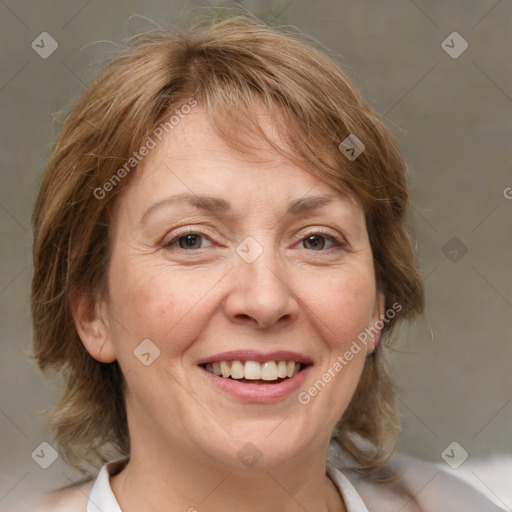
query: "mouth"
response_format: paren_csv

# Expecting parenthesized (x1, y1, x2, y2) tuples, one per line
(200, 360, 309, 385)
(196, 351, 313, 402)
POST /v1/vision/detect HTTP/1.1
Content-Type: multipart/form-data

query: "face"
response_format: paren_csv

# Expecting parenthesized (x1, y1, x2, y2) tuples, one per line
(78, 106, 383, 471)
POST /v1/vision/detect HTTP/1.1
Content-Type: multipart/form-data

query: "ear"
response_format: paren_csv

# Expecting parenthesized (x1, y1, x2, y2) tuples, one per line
(368, 290, 386, 355)
(69, 289, 117, 363)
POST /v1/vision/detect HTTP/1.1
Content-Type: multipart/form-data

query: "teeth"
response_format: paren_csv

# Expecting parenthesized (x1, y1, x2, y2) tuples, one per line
(220, 360, 230, 378)
(212, 362, 222, 376)
(230, 360, 244, 379)
(204, 360, 303, 381)
(261, 361, 278, 381)
(244, 361, 261, 380)
(277, 360, 287, 378)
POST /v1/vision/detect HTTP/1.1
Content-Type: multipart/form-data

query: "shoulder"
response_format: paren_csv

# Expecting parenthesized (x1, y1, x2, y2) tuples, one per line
(337, 451, 504, 512)
(11, 480, 94, 512)
(10, 458, 128, 512)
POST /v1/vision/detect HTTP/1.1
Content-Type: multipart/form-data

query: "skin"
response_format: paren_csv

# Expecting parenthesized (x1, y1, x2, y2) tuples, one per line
(71, 106, 384, 512)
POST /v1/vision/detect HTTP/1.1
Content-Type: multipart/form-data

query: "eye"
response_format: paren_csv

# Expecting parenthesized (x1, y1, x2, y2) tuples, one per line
(164, 229, 213, 250)
(300, 231, 345, 251)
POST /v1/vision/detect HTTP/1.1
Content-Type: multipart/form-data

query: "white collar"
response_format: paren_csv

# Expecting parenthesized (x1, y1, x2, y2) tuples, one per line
(87, 459, 369, 512)
(87, 459, 125, 512)
(326, 462, 370, 512)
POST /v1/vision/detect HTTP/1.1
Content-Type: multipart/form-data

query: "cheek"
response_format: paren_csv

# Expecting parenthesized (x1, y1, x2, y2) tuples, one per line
(106, 258, 223, 353)
(298, 270, 376, 422)
(306, 267, 377, 349)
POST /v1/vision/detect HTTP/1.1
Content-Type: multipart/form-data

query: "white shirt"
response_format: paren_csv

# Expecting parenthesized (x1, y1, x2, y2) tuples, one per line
(86, 459, 370, 512)
(23, 452, 504, 511)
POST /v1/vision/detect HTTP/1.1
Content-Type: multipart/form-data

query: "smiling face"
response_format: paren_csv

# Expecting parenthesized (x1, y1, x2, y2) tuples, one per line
(74, 106, 384, 472)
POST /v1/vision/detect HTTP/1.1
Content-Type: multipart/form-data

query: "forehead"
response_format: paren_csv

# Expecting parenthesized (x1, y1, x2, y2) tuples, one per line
(148, 104, 302, 174)
(115, 105, 362, 221)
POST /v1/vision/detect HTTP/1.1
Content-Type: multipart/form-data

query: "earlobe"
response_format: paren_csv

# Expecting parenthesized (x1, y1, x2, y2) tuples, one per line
(369, 291, 386, 355)
(69, 289, 117, 363)
(376, 291, 386, 322)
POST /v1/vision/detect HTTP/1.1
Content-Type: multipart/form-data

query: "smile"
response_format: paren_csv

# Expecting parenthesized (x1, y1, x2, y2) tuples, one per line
(202, 360, 303, 383)
(197, 350, 313, 402)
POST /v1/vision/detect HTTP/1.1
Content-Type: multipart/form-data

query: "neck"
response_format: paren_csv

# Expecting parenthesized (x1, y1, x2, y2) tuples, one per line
(110, 436, 345, 512)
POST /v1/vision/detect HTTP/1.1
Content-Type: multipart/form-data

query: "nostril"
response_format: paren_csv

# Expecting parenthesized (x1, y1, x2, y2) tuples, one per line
(235, 314, 253, 321)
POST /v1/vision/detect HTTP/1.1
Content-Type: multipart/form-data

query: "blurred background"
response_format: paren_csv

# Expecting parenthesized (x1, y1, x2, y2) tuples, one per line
(1, 0, 511, 509)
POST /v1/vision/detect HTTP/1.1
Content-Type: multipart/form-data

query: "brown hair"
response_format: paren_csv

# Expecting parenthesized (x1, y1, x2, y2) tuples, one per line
(31, 13, 424, 476)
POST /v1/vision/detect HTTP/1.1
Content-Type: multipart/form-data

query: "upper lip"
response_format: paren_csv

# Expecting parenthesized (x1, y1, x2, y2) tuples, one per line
(196, 350, 313, 365)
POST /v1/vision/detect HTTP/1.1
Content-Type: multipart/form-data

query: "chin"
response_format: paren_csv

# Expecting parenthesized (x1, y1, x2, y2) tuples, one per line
(194, 427, 315, 473)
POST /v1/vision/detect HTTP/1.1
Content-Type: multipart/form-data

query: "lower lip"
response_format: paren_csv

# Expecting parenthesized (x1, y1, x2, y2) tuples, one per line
(199, 365, 312, 403)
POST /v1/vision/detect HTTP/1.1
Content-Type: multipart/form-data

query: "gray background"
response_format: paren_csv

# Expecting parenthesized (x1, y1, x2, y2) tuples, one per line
(1, 0, 511, 507)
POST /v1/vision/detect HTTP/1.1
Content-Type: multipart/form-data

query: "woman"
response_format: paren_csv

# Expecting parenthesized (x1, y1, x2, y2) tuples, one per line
(25, 14, 501, 512)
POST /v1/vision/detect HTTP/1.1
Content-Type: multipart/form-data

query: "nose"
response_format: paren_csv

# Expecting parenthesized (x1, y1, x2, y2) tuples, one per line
(223, 243, 299, 329)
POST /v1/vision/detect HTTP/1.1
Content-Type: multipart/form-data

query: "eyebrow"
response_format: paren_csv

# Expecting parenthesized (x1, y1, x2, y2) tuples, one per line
(140, 193, 336, 224)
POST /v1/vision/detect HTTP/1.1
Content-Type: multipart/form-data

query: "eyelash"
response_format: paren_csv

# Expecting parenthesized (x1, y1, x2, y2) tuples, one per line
(163, 227, 347, 252)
